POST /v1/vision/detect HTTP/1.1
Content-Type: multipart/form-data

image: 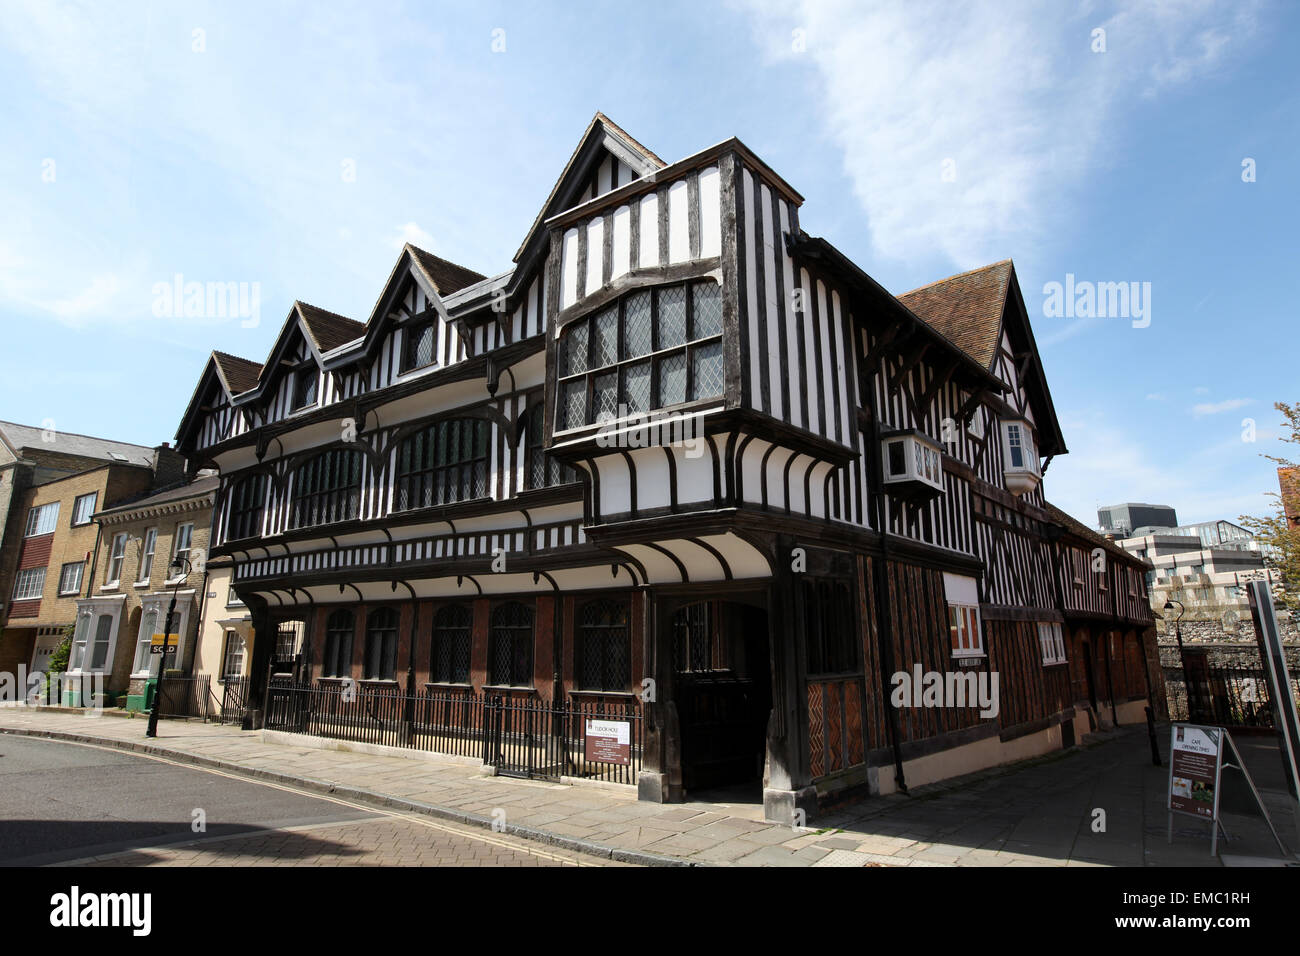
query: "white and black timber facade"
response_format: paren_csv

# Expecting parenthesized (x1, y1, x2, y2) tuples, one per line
(174, 113, 1161, 823)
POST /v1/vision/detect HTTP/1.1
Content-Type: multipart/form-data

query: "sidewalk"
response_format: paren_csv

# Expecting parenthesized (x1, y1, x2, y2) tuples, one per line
(1, 706, 1292, 867)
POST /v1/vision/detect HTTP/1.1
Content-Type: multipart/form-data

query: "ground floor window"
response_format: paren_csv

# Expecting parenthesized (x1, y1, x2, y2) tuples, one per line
(322, 610, 354, 678)
(221, 630, 246, 679)
(803, 580, 858, 675)
(948, 604, 982, 657)
(431, 604, 472, 684)
(364, 608, 398, 681)
(1038, 622, 1066, 665)
(134, 609, 158, 674)
(576, 599, 630, 691)
(489, 601, 534, 687)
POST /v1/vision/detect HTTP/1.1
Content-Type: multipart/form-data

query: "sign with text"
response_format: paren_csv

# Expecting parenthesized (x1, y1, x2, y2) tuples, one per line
(1168, 723, 1222, 821)
(584, 718, 631, 766)
(149, 633, 179, 655)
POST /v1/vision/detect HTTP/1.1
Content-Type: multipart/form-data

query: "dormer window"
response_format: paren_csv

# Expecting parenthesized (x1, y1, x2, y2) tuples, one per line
(1000, 420, 1040, 496)
(881, 431, 944, 495)
(293, 367, 318, 410)
(402, 319, 435, 373)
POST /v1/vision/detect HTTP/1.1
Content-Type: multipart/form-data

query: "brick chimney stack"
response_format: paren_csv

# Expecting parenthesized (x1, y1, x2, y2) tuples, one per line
(151, 442, 187, 490)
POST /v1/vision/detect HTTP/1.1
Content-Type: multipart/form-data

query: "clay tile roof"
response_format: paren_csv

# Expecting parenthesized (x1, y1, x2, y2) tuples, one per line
(296, 302, 365, 353)
(212, 351, 263, 395)
(896, 261, 1013, 370)
(406, 244, 488, 297)
(1044, 502, 1148, 567)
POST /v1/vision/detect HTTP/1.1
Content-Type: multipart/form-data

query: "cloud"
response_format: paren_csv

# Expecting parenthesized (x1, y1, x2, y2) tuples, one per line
(389, 222, 439, 254)
(1047, 408, 1275, 527)
(734, 0, 1261, 268)
(1145, 393, 1166, 401)
(48, 274, 122, 320)
(1192, 397, 1253, 416)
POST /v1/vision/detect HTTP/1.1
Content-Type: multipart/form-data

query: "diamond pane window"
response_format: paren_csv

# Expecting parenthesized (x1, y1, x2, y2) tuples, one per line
(657, 286, 686, 349)
(393, 418, 490, 512)
(561, 379, 587, 430)
(657, 353, 686, 407)
(594, 307, 619, 367)
(623, 291, 652, 359)
(594, 371, 619, 422)
(622, 361, 651, 414)
(563, 323, 588, 376)
(556, 279, 724, 430)
(577, 599, 630, 692)
(692, 282, 722, 338)
(690, 342, 723, 401)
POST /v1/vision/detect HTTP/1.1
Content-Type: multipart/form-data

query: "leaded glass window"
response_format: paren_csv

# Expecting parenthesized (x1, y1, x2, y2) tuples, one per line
(555, 279, 724, 430)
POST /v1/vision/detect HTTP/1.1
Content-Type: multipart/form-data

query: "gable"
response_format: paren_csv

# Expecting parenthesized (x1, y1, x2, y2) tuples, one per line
(513, 112, 665, 264)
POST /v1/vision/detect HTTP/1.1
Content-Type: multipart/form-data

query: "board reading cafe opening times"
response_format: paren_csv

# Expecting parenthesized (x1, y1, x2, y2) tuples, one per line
(173, 113, 1160, 824)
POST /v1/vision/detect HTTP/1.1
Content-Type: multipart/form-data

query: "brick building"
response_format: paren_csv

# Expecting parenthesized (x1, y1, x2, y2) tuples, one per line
(70, 475, 217, 708)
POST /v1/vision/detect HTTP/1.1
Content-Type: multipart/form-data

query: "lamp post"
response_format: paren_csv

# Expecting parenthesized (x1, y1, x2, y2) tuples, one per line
(1163, 598, 1189, 722)
(145, 556, 191, 739)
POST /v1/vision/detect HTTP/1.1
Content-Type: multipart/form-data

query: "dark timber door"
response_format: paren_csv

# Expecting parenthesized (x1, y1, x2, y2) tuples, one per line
(672, 600, 771, 794)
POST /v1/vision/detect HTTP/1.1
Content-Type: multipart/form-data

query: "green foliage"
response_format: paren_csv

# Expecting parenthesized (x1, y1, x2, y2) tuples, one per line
(41, 623, 74, 699)
(1238, 401, 1300, 615)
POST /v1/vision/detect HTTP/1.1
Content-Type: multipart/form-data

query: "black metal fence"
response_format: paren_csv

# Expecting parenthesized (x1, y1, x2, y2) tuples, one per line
(263, 681, 643, 784)
(156, 675, 213, 719)
(215, 676, 250, 725)
(1161, 643, 1300, 730)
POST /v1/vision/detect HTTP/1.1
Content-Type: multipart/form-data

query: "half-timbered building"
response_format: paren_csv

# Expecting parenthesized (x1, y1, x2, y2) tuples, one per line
(174, 113, 1158, 823)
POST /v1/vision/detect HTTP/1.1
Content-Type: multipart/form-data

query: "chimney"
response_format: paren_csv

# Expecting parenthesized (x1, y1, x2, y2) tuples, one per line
(151, 443, 187, 490)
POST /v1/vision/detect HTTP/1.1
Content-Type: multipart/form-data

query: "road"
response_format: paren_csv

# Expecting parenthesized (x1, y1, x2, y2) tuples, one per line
(0, 735, 611, 866)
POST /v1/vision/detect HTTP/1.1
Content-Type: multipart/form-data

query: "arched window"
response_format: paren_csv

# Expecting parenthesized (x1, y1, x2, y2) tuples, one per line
(394, 418, 489, 512)
(489, 601, 533, 687)
(322, 609, 355, 678)
(803, 580, 858, 675)
(227, 472, 269, 541)
(556, 279, 723, 430)
(431, 604, 472, 684)
(291, 449, 362, 529)
(524, 406, 576, 490)
(577, 599, 630, 691)
(364, 607, 398, 681)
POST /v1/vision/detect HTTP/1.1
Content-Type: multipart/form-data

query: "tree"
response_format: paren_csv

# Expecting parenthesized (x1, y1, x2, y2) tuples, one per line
(42, 623, 74, 702)
(1238, 401, 1300, 615)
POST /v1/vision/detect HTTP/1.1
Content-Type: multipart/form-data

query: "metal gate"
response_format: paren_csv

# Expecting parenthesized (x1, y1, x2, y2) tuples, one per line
(217, 676, 250, 725)
(485, 695, 565, 780)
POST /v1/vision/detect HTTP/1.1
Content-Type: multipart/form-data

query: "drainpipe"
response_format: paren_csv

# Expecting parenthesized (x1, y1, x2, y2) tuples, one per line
(865, 401, 907, 794)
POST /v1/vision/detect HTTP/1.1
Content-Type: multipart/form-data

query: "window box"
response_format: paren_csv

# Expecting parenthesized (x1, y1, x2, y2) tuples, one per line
(1000, 419, 1041, 496)
(881, 430, 945, 497)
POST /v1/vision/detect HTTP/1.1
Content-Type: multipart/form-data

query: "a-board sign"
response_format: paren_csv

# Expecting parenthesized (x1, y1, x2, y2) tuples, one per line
(1168, 723, 1222, 821)
(584, 718, 631, 765)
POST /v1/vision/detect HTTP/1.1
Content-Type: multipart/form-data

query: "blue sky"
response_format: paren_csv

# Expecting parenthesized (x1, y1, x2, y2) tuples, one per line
(1, 0, 1296, 529)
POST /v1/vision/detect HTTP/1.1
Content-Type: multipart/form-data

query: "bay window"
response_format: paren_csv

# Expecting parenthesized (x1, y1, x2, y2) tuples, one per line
(556, 279, 723, 431)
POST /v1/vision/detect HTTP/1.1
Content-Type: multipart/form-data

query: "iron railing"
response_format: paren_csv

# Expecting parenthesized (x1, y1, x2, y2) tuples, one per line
(263, 682, 643, 783)
(1160, 643, 1300, 729)
(156, 675, 213, 720)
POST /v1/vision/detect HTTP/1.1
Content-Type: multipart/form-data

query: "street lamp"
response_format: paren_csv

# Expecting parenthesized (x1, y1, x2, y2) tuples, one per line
(1163, 599, 1185, 654)
(145, 556, 191, 738)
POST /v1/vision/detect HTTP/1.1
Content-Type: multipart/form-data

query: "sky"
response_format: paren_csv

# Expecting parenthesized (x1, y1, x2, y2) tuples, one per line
(1, 0, 1297, 530)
